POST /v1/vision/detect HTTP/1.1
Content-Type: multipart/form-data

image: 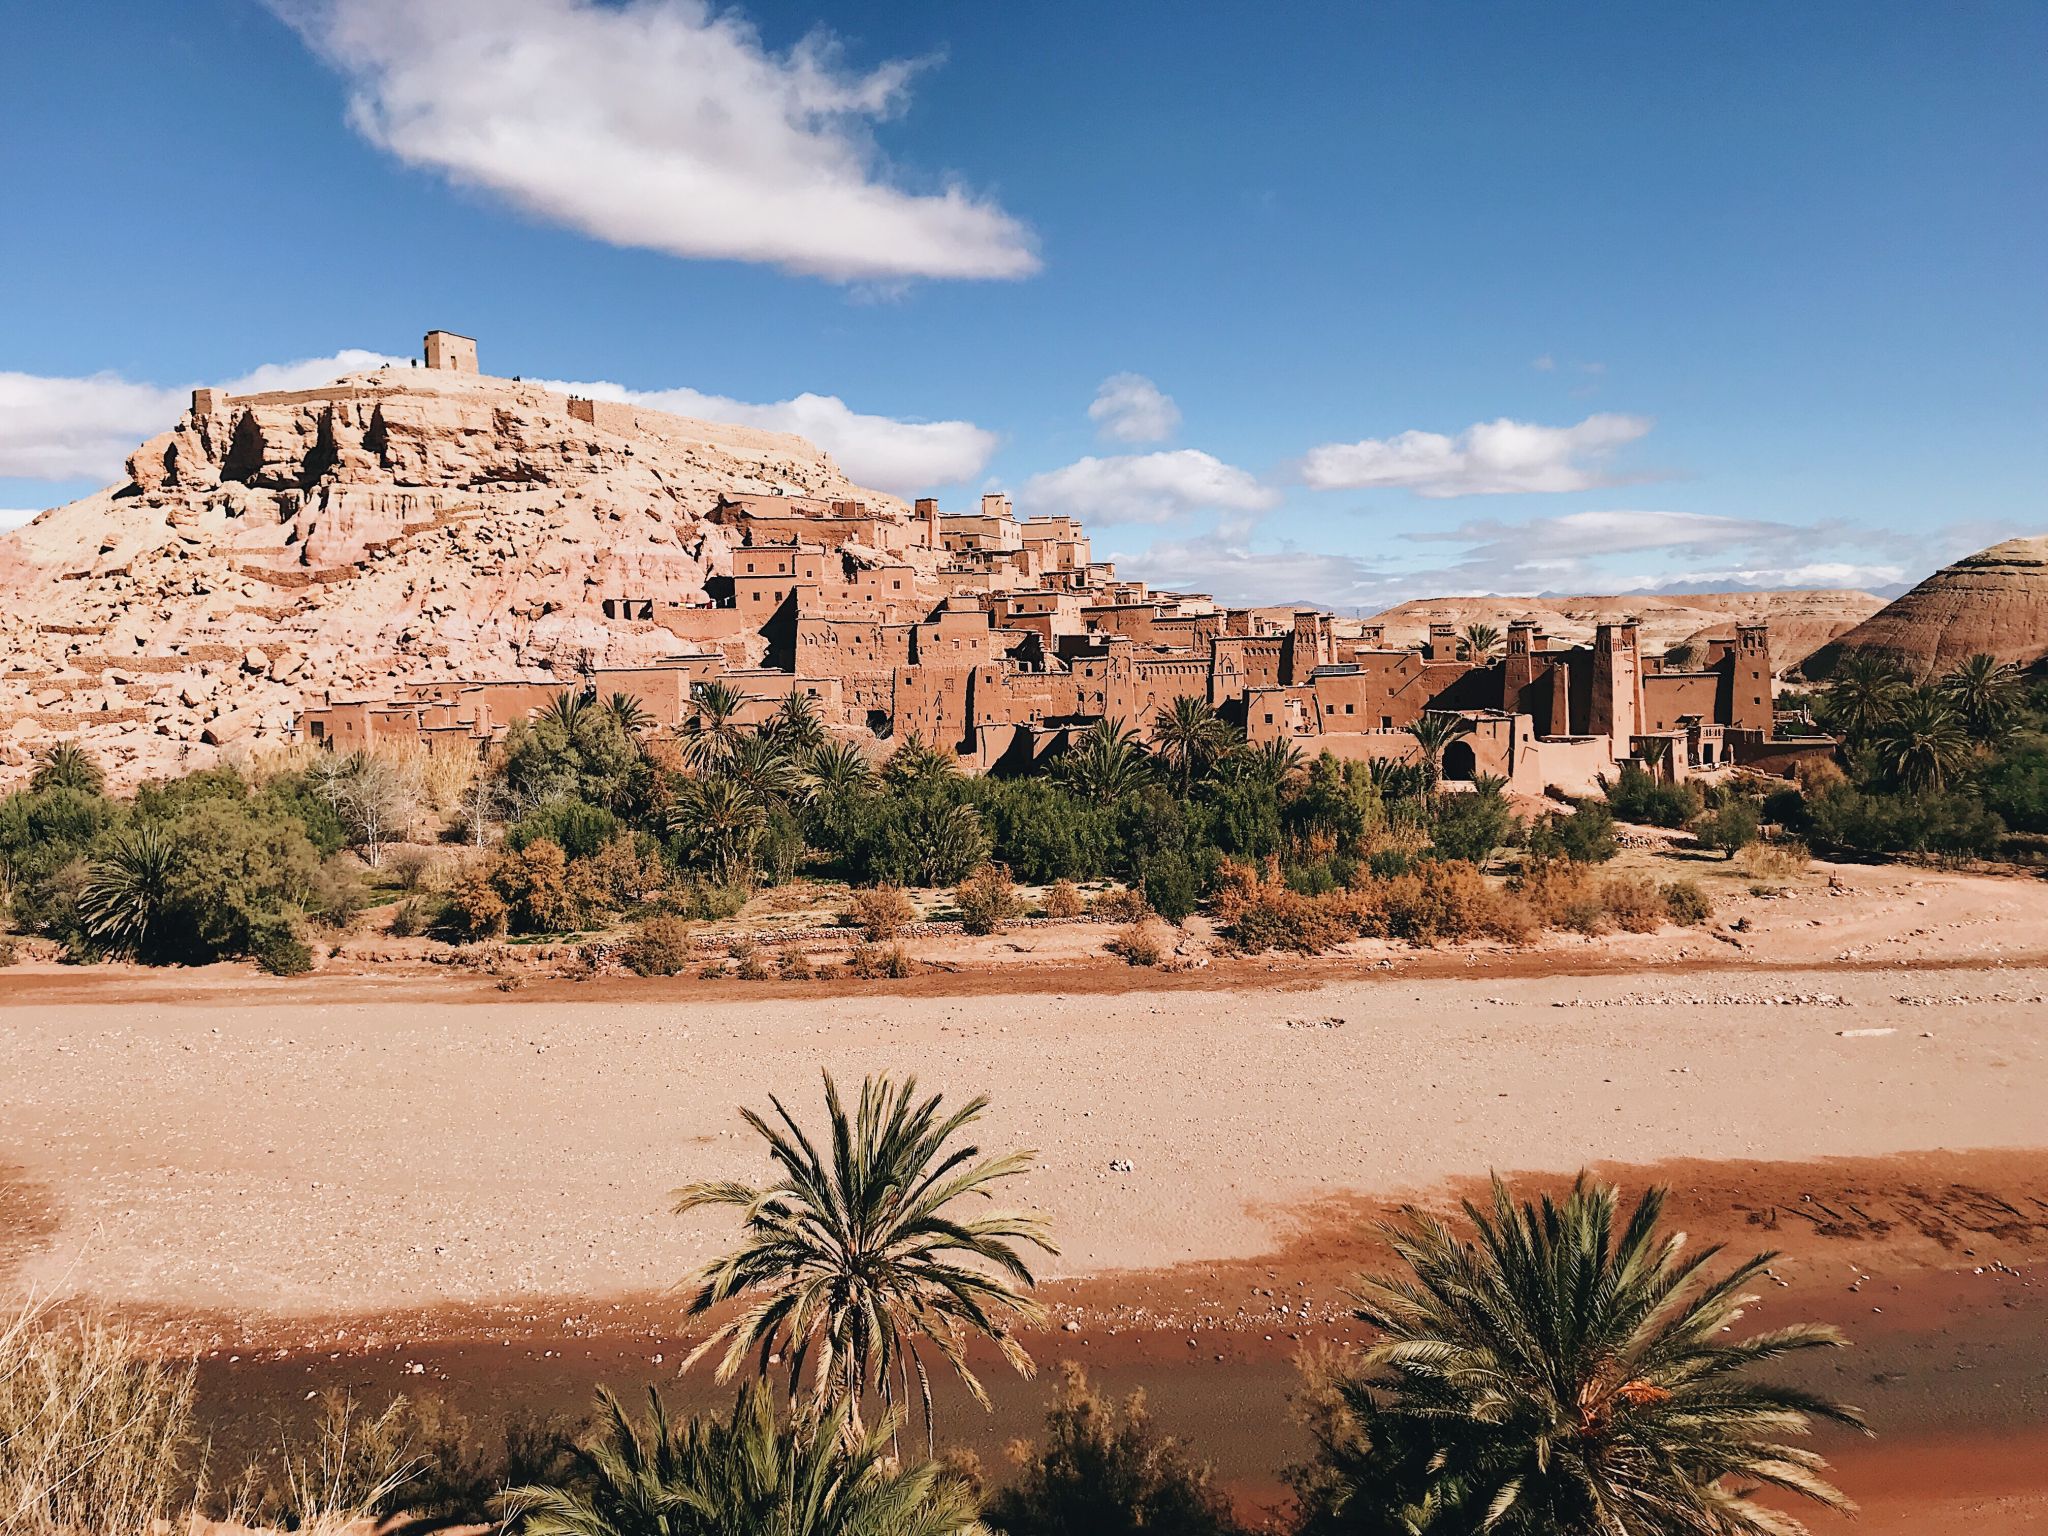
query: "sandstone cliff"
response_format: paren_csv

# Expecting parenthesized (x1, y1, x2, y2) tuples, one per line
(1801, 535, 2048, 680)
(0, 368, 903, 784)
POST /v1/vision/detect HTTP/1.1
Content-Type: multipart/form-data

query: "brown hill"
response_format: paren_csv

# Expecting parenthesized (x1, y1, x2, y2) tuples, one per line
(1801, 534, 2048, 680)
(1365, 589, 1884, 668)
(0, 366, 904, 784)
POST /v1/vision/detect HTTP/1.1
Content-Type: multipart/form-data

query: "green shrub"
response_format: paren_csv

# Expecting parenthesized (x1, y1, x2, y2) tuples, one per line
(249, 916, 314, 976)
(1602, 762, 1703, 828)
(387, 897, 433, 937)
(679, 879, 749, 922)
(1526, 801, 1619, 864)
(1140, 849, 1199, 923)
(1427, 789, 1519, 864)
(1691, 798, 1761, 859)
(1662, 879, 1714, 926)
(623, 916, 695, 976)
(985, 1362, 1249, 1536)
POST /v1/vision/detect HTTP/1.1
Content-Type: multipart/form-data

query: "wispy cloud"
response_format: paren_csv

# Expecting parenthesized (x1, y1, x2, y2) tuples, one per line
(274, 0, 1038, 282)
(1412, 508, 1792, 560)
(1016, 449, 1278, 527)
(1087, 373, 1180, 445)
(542, 376, 997, 493)
(1112, 527, 1404, 609)
(0, 350, 403, 481)
(1299, 412, 1654, 497)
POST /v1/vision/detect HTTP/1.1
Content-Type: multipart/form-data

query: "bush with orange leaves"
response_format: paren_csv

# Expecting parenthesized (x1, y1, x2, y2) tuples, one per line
(1217, 860, 1363, 955)
(1376, 859, 1537, 947)
(1514, 857, 1610, 936)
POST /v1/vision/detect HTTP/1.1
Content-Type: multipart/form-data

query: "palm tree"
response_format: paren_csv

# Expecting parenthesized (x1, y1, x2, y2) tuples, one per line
(764, 693, 827, 757)
(801, 739, 874, 807)
(77, 824, 178, 954)
(1873, 687, 1973, 792)
(603, 693, 655, 737)
(1404, 712, 1474, 793)
(719, 732, 802, 806)
(498, 1381, 981, 1536)
(28, 742, 105, 796)
(1939, 653, 2023, 741)
(1212, 738, 1305, 792)
(881, 737, 961, 791)
(675, 681, 749, 772)
(1054, 720, 1151, 804)
(1819, 653, 1907, 746)
(1459, 623, 1502, 662)
(668, 776, 768, 885)
(1366, 756, 1429, 803)
(1149, 696, 1233, 790)
(1337, 1175, 1866, 1535)
(1469, 771, 1509, 801)
(540, 689, 595, 734)
(901, 800, 990, 886)
(674, 1073, 1054, 1452)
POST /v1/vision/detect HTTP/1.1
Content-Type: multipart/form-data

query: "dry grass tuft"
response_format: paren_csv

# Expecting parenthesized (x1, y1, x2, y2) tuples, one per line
(0, 1299, 196, 1536)
(846, 940, 919, 979)
(848, 884, 917, 941)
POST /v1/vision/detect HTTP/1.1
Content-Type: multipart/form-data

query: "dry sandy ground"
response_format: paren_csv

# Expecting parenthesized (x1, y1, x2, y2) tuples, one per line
(2, 857, 2045, 1529)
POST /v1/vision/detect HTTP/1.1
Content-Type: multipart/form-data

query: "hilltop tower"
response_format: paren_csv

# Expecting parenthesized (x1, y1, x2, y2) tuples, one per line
(424, 330, 478, 373)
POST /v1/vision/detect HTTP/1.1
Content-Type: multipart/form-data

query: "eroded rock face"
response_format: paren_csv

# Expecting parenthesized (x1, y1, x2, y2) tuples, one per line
(1803, 535, 2048, 680)
(0, 369, 901, 784)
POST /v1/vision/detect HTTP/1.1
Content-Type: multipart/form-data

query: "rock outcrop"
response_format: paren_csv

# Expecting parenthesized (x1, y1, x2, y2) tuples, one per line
(1801, 535, 2048, 680)
(0, 367, 904, 784)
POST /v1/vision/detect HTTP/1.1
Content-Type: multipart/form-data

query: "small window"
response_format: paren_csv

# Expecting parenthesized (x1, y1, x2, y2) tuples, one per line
(1264, 713, 1275, 724)
(1381, 715, 1393, 729)
(1344, 703, 1354, 714)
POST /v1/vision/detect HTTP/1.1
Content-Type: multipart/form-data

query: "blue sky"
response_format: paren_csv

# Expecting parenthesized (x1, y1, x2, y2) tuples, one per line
(3, 0, 2042, 607)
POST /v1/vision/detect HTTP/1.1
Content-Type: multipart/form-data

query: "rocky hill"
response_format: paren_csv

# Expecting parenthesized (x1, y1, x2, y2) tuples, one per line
(0, 367, 901, 784)
(1365, 589, 1885, 668)
(1800, 534, 2048, 680)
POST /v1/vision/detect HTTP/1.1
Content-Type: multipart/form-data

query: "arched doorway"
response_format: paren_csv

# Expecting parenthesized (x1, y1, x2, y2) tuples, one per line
(1441, 740, 1478, 782)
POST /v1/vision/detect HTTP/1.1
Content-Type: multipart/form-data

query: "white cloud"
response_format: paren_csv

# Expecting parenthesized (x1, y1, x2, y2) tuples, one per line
(1530, 354, 1556, 372)
(1087, 373, 1180, 445)
(1016, 449, 1279, 527)
(1299, 412, 1653, 497)
(545, 377, 997, 493)
(0, 350, 402, 481)
(0, 509, 42, 530)
(275, 0, 1038, 283)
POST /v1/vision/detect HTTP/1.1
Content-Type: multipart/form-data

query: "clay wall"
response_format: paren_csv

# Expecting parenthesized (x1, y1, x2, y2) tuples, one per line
(1641, 672, 1722, 732)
